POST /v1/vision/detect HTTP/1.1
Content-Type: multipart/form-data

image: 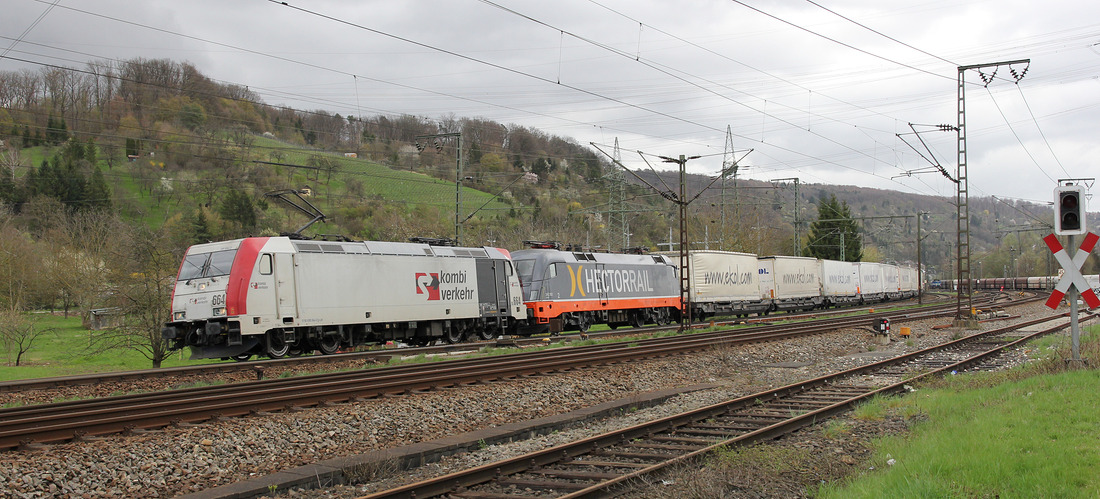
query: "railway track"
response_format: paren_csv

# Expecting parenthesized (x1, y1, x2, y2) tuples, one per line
(356, 310, 1095, 499)
(0, 295, 997, 451)
(0, 293, 960, 395)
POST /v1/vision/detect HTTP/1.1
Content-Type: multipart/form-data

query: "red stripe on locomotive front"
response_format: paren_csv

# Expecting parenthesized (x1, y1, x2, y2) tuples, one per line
(226, 237, 269, 316)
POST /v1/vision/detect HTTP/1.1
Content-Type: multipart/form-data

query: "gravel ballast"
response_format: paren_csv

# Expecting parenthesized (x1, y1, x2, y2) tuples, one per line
(0, 300, 1062, 498)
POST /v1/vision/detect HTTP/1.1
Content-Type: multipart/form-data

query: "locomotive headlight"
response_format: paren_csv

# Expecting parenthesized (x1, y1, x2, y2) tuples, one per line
(199, 282, 207, 290)
(173, 311, 186, 320)
(212, 307, 226, 316)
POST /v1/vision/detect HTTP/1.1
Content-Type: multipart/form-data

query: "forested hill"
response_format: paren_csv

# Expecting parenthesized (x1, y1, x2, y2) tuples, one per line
(0, 57, 1081, 282)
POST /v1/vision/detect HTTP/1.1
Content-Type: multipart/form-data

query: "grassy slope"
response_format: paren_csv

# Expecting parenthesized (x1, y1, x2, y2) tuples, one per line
(822, 326, 1100, 498)
(251, 136, 509, 218)
(16, 137, 509, 230)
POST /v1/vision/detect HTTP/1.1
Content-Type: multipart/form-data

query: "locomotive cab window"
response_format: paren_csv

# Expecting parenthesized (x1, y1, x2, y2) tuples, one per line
(206, 250, 237, 277)
(177, 249, 238, 280)
(259, 254, 273, 275)
(515, 260, 535, 283)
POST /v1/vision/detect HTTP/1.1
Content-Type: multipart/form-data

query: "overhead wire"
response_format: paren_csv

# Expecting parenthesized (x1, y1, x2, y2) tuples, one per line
(0, 0, 59, 60)
(10, 0, 1091, 206)
(1014, 83, 1071, 178)
(270, 0, 945, 197)
(982, 86, 1056, 183)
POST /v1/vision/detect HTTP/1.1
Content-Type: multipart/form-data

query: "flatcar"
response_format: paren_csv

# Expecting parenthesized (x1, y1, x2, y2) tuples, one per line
(941, 275, 1096, 293)
(821, 259, 861, 307)
(162, 237, 526, 360)
(760, 255, 824, 312)
(677, 250, 771, 319)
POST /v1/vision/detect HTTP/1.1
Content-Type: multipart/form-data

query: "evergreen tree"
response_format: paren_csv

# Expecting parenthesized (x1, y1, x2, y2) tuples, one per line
(63, 138, 85, 163)
(86, 166, 112, 210)
(85, 138, 97, 165)
(46, 115, 68, 145)
(0, 165, 16, 206)
(190, 209, 214, 245)
(59, 157, 87, 209)
(805, 194, 862, 261)
(218, 188, 256, 233)
(21, 126, 30, 148)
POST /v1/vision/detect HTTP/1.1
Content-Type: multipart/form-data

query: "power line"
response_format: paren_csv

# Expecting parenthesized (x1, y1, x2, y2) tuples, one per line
(803, 0, 958, 67)
(728, 0, 954, 81)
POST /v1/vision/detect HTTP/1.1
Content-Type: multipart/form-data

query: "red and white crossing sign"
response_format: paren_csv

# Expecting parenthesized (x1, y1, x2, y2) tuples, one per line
(1043, 232, 1100, 310)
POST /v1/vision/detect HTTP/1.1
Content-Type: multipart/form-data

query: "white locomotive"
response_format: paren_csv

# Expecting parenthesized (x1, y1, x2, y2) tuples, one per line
(162, 237, 526, 360)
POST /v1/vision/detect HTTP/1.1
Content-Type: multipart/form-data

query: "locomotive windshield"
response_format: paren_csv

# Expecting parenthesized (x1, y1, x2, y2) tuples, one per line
(515, 259, 535, 285)
(178, 249, 238, 280)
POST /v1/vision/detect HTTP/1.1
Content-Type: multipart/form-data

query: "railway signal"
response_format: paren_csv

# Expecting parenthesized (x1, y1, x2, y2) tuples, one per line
(1054, 184, 1086, 236)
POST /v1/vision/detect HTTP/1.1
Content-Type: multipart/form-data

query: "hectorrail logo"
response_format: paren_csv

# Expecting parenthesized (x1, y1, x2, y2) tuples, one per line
(415, 272, 441, 300)
(567, 265, 655, 297)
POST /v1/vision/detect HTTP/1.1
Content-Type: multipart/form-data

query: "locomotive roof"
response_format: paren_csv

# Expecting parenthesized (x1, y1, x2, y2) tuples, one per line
(186, 237, 507, 259)
(512, 248, 673, 266)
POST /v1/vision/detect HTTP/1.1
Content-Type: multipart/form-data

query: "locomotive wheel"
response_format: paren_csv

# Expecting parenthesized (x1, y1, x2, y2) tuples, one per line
(478, 328, 497, 341)
(266, 331, 290, 358)
(287, 346, 304, 357)
(577, 314, 590, 334)
(231, 353, 252, 362)
(444, 327, 464, 344)
(317, 335, 340, 355)
(629, 312, 644, 328)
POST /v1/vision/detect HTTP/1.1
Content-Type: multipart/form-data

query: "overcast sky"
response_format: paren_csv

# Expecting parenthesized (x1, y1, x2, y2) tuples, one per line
(4, 0, 1100, 207)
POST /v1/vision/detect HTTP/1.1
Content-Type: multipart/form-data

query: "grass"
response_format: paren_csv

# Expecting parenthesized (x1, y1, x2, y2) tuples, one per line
(818, 324, 1100, 498)
(0, 313, 218, 382)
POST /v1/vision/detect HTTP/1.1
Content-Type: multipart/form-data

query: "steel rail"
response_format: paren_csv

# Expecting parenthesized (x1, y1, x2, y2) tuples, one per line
(0, 295, 959, 394)
(0, 295, 1013, 450)
(357, 310, 1093, 499)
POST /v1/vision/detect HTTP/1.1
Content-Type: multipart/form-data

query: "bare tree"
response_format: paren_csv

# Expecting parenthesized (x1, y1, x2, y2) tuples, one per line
(0, 219, 43, 312)
(0, 310, 52, 366)
(100, 225, 179, 368)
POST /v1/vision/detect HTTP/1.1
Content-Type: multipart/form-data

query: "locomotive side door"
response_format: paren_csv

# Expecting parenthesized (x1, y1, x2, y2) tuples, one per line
(595, 263, 608, 306)
(494, 260, 512, 315)
(504, 260, 523, 317)
(274, 252, 298, 322)
(475, 259, 505, 318)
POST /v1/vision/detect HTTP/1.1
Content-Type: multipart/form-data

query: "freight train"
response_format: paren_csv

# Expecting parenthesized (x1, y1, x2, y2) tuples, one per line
(936, 275, 1098, 292)
(163, 238, 921, 360)
(675, 251, 919, 320)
